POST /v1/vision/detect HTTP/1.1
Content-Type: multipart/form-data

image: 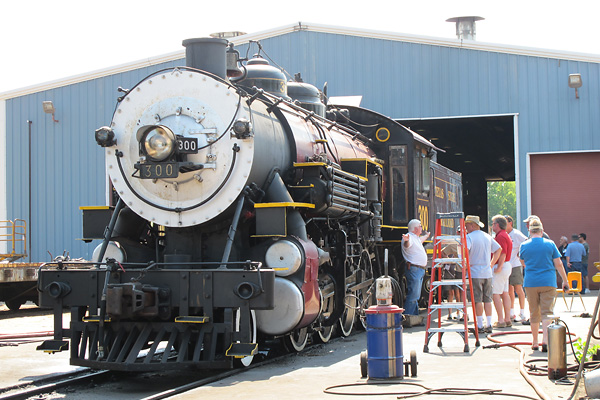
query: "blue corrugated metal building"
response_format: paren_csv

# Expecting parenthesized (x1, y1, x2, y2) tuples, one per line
(1, 22, 599, 263)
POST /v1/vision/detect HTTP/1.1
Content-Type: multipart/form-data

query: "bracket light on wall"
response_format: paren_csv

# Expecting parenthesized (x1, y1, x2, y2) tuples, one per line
(42, 101, 59, 123)
(568, 73, 582, 99)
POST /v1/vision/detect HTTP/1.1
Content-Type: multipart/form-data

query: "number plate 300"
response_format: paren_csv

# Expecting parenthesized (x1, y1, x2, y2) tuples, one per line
(138, 163, 178, 179)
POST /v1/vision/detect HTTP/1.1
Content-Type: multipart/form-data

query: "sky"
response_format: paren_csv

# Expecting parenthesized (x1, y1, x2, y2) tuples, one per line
(1, 0, 599, 94)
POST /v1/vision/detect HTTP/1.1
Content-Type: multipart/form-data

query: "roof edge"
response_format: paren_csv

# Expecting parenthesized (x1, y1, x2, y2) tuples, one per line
(0, 50, 184, 101)
(3, 21, 600, 100)
(268, 22, 600, 63)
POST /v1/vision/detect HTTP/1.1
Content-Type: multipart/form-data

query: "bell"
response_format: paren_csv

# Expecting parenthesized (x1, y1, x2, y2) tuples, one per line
(226, 43, 243, 78)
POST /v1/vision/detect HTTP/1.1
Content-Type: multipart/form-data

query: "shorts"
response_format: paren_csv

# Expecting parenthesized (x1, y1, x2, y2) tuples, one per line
(524, 286, 556, 324)
(471, 278, 492, 303)
(509, 266, 524, 286)
(492, 263, 512, 295)
(582, 263, 588, 277)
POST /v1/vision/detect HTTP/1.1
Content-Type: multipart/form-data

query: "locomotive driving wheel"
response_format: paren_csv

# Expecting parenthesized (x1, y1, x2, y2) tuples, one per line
(234, 309, 257, 367)
(283, 327, 309, 352)
(339, 294, 356, 337)
(315, 274, 335, 343)
(356, 250, 375, 329)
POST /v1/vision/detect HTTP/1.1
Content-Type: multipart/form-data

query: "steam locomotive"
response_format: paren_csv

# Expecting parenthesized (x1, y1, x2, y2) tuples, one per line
(37, 38, 462, 371)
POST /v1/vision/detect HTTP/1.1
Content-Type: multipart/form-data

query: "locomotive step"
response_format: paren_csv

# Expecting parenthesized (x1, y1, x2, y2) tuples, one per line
(37, 339, 69, 353)
(226, 343, 258, 358)
(175, 316, 209, 324)
(83, 316, 112, 322)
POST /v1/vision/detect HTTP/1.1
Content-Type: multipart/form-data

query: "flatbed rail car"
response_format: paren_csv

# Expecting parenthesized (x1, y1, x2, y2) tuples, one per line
(0, 262, 41, 310)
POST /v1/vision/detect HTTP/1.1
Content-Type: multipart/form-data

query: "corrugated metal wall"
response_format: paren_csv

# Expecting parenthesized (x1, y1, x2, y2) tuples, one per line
(5, 60, 182, 261)
(246, 30, 600, 220)
(5, 28, 600, 261)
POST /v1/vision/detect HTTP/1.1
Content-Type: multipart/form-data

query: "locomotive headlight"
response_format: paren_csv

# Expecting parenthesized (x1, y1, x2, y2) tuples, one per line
(141, 126, 176, 161)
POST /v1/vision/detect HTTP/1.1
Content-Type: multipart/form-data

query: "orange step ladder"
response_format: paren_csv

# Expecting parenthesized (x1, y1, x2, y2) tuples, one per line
(423, 212, 480, 353)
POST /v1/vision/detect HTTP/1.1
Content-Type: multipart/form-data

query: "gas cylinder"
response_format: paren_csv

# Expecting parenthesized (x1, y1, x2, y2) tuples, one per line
(547, 317, 567, 380)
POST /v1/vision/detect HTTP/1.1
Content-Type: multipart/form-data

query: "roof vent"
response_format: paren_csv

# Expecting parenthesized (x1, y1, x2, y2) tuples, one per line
(209, 31, 247, 39)
(446, 16, 484, 41)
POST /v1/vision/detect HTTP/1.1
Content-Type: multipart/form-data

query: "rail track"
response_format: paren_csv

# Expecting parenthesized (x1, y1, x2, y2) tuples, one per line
(0, 369, 111, 400)
(0, 335, 335, 400)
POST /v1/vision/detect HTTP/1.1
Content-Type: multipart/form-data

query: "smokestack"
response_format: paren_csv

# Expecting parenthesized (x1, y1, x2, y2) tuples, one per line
(182, 38, 228, 79)
(446, 16, 484, 41)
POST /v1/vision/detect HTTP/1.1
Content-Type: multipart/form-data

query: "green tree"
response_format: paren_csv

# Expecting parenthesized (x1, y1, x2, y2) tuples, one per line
(487, 181, 516, 226)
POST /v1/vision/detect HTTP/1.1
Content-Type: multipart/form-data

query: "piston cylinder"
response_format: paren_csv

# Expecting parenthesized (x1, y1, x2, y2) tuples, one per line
(547, 318, 567, 379)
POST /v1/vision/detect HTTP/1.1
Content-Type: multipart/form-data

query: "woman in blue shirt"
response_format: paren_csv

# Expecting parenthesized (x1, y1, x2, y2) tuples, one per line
(519, 218, 569, 351)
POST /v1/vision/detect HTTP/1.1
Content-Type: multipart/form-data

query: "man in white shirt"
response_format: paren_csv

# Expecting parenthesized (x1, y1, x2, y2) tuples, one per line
(505, 215, 528, 323)
(465, 215, 502, 333)
(401, 219, 430, 315)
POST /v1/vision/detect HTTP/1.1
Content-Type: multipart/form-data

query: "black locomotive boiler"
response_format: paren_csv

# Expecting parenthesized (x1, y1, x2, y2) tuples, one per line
(37, 38, 462, 371)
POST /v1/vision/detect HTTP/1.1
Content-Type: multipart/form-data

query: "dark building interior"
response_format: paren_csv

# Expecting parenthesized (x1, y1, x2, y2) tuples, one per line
(397, 115, 516, 223)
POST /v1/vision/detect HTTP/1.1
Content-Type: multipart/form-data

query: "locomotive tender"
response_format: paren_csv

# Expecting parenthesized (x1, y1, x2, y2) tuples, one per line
(37, 38, 462, 371)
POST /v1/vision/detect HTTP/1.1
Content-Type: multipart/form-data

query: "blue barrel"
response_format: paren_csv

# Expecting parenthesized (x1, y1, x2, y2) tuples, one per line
(365, 304, 404, 379)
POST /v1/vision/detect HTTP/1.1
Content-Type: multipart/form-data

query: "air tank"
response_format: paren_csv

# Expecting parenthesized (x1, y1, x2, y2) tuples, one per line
(547, 317, 567, 379)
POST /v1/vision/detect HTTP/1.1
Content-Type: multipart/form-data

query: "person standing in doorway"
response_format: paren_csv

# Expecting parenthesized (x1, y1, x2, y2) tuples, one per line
(491, 215, 513, 328)
(465, 215, 502, 333)
(505, 215, 528, 323)
(401, 219, 430, 316)
(579, 233, 590, 294)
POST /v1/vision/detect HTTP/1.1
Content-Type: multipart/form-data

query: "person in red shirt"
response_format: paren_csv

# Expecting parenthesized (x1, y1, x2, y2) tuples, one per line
(491, 215, 513, 328)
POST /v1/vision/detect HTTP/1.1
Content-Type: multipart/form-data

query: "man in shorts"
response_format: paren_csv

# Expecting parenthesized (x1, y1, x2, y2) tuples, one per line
(465, 215, 502, 333)
(505, 215, 528, 323)
(491, 215, 513, 328)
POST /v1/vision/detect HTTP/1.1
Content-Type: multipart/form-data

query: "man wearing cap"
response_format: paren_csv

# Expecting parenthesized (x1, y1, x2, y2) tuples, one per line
(566, 234, 586, 292)
(523, 215, 550, 239)
(505, 215, 528, 323)
(465, 215, 502, 333)
(401, 219, 430, 316)
(519, 218, 569, 351)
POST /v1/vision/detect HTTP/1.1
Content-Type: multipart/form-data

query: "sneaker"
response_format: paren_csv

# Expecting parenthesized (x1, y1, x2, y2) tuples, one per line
(522, 319, 530, 325)
(492, 321, 506, 328)
(469, 327, 486, 334)
(485, 326, 493, 333)
(584, 289, 591, 294)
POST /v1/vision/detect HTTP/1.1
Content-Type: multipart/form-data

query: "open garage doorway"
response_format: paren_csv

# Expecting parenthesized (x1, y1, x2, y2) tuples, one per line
(396, 114, 517, 225)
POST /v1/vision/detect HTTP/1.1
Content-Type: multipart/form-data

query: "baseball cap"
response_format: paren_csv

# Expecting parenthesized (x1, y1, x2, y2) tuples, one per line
(523, 215, 540, 223)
